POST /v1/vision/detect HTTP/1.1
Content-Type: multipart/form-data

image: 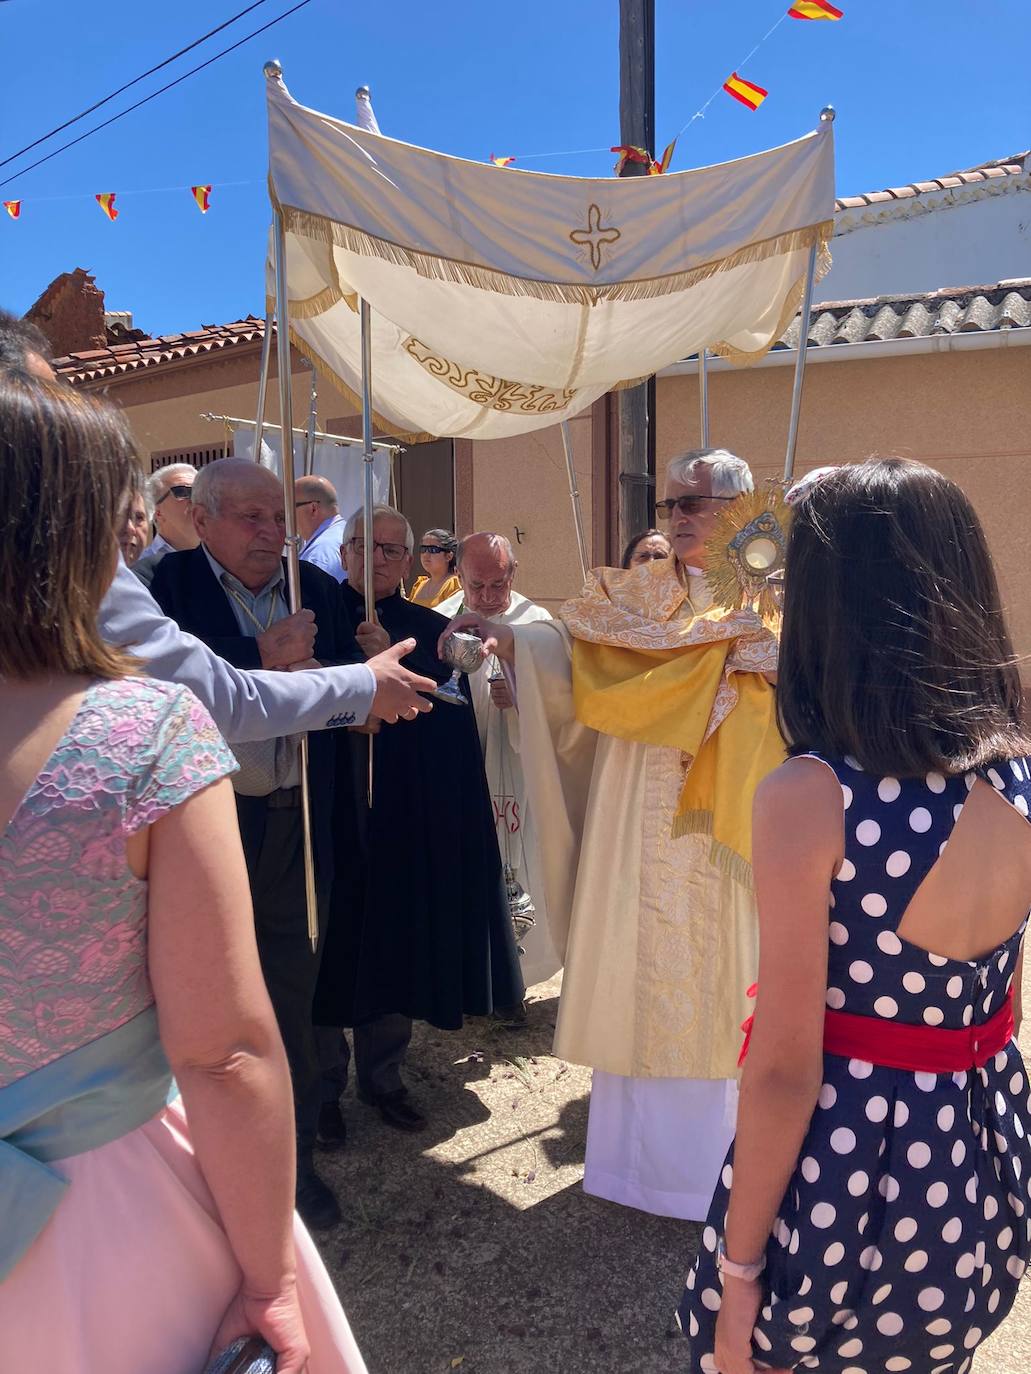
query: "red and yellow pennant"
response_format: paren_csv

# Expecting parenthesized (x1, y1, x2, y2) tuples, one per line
(611, 144, 651, 175)
(788, 0, 843, 18)
(648, 138, 677, 175)
(3, 201, 21, 220)
(191, 184, 212, 213)
(489, 154, 515, 168)
(722, 73, 769, 111)
(95, 193, 118, 221)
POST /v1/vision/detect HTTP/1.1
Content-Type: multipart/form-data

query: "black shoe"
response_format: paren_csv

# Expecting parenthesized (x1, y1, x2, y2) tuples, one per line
(296, 1159, 342, 1230)
(359, 1088, 427, 1132)
(316, 1101, 348, 1152)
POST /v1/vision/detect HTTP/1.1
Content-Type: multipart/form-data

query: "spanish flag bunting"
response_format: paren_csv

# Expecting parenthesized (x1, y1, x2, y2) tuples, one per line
(3, 200, 20, 220)
(722, 73, 769, 111)
(96, 193, 118, 221)
(611, 144, 651, 175)
(489, 154, 515, 167)
(191, 185, 212, 213)
(788, 0, 843, 18)
(648, 139, 677, 175)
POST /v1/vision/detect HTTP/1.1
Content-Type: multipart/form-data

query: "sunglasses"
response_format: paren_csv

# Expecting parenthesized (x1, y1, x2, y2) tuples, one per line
(156, 483, 192, 506)
(348, 538, 407, 562)
(654, 495, 737, 519)
(419, 543, 452, 555)
(633, 549, 670, 562)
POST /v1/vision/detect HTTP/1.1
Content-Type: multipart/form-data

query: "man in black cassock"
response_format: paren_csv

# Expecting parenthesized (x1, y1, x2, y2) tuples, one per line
(314, 504, 523, 1139)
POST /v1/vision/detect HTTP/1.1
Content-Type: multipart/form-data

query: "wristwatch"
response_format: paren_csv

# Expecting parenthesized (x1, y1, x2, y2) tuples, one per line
(716, 1239, 766, 1282)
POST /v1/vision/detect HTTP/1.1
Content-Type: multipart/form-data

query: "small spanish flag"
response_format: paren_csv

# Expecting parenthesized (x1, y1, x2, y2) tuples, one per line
(3, 201, 21, 220)
(648, 138, 676, 175)
(489, 154, 515, 168)
(788, 0, 843, 18)
(722, 73, 769, 111)
(96, 193, 118, 221)
(191, 185, 212, 213)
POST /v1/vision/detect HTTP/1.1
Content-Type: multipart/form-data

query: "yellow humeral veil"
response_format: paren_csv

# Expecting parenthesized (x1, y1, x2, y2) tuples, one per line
(512, 557, 782, 1080)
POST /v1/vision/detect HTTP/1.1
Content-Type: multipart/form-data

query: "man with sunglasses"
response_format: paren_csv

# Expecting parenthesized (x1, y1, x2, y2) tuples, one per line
(442, 449, 783, 1224)
(134, 464, 199, 586)
(295, 474, 347, 583)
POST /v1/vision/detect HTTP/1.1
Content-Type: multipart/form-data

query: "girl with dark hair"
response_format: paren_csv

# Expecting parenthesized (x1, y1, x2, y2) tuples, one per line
(621, 528, 672, 569)
(409, 527, 461, 607)
(682, 458, 1031, 1374)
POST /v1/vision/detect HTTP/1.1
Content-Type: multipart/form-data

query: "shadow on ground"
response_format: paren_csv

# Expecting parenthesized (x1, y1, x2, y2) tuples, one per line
(318, 979, 700, 1374)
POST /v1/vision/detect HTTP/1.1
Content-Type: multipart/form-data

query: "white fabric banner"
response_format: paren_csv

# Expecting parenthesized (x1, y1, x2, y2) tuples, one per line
(232, 425, 390, 519)
(265, 75, 835, 441)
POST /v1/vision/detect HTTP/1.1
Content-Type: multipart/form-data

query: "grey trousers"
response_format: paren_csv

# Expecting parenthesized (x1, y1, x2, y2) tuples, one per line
(315, 1015, 413, 1102)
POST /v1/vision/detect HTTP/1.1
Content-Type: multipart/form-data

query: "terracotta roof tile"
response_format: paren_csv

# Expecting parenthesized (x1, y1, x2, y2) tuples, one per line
(53, 316, 267, 385)
(835, 151, 1028, 211)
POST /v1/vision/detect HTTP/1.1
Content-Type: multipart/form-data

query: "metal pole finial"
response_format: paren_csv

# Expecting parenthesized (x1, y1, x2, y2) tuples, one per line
(263, 58, 283, 79)
(820, 105, 836, 123)
(356, 85, 371, 100)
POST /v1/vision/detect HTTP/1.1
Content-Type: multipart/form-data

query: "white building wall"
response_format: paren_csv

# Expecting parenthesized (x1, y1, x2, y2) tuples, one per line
(819, 175, 1031, 303)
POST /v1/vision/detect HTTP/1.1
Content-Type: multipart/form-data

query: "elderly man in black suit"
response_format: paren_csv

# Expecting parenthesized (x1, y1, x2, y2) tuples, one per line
(150, 457, 358, 1230)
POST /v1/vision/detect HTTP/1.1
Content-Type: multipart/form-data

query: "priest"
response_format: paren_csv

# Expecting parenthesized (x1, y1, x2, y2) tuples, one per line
(436, 533, 561, 991)
(442, 450, 784, 1221)
(315, 505, 524, 1133)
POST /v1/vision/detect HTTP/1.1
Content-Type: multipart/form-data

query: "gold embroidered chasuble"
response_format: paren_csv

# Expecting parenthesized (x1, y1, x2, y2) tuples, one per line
(511, 559, 780, 1080)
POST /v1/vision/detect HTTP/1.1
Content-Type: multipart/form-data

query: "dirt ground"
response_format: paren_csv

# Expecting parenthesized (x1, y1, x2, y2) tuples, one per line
(319, 971, 1031, 1374)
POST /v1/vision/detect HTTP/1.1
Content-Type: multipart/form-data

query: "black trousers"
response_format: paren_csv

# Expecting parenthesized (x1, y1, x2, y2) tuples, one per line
(315, 1016, 413, 1102)
(237, 795, 328, 1154)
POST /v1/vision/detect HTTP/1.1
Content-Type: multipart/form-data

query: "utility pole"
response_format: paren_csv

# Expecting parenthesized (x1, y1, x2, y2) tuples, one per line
(617, 0, 656, 553)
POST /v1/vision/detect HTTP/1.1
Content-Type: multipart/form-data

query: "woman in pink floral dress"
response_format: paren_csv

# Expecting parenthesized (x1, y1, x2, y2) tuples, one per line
(0, 371, 367, 1373)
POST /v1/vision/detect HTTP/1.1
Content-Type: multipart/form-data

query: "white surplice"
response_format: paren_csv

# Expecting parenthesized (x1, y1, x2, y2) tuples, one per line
(509, 575, 760, 1220)
(437, 589, 562, 989)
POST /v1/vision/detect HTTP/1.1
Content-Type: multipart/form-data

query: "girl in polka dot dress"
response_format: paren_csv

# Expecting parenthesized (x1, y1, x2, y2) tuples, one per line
(680, 459, 1031, 1374)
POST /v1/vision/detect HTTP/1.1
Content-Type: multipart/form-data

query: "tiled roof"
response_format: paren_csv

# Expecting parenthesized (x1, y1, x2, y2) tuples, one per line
(53, 316, 267, 385)
(778, 279, 1031, 350)
(835, 151, 1029, 211)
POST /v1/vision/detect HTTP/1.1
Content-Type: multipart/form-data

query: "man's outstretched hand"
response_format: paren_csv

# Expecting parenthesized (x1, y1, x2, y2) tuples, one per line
(367, 638, 436, 723)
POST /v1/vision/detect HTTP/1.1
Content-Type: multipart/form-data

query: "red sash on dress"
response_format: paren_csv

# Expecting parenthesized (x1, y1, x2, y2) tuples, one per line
(739, 985, 1014, 1072)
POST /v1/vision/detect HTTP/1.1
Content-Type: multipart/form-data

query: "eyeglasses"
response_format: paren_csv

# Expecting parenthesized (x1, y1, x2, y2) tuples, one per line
(155, 483, 192, 506)
(348, 538, 407, 562)
(654, 495, 737, 519)
(419, 543, 451, 555)
(294, 499, 320, 509)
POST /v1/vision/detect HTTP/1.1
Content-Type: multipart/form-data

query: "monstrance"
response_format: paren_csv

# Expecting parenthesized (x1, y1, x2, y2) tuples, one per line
(701, 483, 792, 619)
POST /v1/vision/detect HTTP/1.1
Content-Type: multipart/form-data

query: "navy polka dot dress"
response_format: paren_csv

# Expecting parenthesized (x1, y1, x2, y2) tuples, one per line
(680, 754, 1031, 1374)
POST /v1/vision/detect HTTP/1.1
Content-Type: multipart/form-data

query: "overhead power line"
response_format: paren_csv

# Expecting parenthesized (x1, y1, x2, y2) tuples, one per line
(0, 0, 314, 191)
(0, 1, 273, 173)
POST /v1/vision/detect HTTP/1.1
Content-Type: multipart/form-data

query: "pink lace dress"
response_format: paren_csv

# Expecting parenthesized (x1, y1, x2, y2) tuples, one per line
(0, 678, 367, 1374)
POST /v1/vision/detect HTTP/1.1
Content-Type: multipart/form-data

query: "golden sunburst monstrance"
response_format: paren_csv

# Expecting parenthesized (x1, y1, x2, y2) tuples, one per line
(701, 483, 792, 621)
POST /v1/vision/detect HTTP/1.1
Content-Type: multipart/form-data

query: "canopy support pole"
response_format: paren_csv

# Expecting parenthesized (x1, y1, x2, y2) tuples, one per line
(782, 241, 818, 484)
(560, 421, 590, 584)
(272, 207, 320, 953)
(359, 298, 377, 807)
(698, 348, 710, 448)
(252, 309, 274, 461)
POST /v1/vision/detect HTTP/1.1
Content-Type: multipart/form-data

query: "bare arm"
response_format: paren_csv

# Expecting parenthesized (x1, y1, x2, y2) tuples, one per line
(146, 778, 306, 1368)
(714, 757, 842, 1374)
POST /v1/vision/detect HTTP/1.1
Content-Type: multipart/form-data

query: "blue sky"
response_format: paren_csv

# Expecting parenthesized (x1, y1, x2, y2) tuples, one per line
(1, 0, 1027, 336)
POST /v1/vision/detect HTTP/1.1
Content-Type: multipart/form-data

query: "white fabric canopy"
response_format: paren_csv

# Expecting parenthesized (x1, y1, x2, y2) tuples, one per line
(233, 424, 390, 514)
(265, 74, 835, 441)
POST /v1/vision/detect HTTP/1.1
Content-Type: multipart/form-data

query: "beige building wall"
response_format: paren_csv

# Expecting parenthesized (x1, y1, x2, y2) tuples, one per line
(656, 346, 1031, 661)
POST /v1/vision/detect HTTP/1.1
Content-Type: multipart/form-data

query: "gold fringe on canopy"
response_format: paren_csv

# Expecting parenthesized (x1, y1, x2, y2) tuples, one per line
(280, 204, 835, 312)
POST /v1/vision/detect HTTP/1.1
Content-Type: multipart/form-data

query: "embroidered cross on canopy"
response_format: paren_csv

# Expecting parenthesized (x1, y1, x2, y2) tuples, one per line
(265, 74, 835, 441)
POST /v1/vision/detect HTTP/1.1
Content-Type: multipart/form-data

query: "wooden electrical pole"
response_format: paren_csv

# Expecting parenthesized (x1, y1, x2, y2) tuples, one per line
(617, 0, 656, 553)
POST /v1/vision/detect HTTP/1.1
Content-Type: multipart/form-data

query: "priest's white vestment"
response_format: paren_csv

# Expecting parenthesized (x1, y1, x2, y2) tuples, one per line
(437, 588, 562, 990)
(511, 564, 779, 1219)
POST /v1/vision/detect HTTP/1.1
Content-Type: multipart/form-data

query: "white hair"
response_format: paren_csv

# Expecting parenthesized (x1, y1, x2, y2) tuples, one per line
(456, 531, 516, 572)
(146, 462, 197, 509)
(667, 448, 753, 497)
(342, 503, 414, 554)
(191, 457, 279, 515)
